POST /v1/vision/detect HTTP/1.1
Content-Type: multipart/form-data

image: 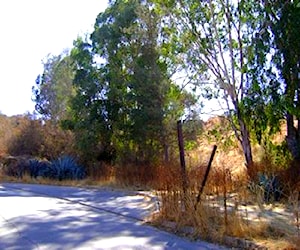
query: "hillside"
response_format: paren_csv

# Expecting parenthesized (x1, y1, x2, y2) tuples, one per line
(187, 116, 289, 178)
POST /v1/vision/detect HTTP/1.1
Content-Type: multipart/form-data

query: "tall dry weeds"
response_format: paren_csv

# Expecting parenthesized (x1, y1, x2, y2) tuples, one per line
(151, 162, 283, 246)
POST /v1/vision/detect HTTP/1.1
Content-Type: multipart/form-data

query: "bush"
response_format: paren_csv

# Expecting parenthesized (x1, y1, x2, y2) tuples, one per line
(50, 155, 86, 181)
(28, 159, 52, 179)
(28, 159, 41, 178)
(1, 155, 86, 181)
(258, 173, 282, 202)
(7, 117, 43, 157)
(1, 156, 28, 178)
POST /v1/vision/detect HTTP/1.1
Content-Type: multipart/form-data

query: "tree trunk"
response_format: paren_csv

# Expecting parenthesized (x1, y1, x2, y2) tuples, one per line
(286, 115, 300, 160)
(177, 121, 188, 194)
(163, 143, 169, 162)
(239, 118, 253, 168)
(285, 63, 300, 160)
(232, 100, 254, 169)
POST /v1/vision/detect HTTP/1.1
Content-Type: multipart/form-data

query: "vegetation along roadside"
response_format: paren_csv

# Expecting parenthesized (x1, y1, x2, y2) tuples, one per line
(1, 1, 300, 249)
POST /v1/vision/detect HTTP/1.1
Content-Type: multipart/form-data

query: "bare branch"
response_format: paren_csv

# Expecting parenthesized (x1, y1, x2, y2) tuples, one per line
(208, 0, 232, 87)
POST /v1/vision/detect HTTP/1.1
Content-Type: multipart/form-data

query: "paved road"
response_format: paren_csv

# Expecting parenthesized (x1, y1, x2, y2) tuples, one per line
(0, 183, 226, 250)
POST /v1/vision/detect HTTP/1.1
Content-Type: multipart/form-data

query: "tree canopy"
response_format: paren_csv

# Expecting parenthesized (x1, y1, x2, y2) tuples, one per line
(33, 0, 300, 169)
(64, 0, 197, 164)
(33, 51, 75, 123)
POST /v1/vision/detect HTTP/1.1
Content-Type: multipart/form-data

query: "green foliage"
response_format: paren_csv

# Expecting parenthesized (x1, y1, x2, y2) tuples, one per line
(260, 141, 292, 171)
(240, 80, 284, 145)
(205, 117, 236, 152)
(30, 0, 300, 171)
(266, 1, 300, 159)
(68, 37, 112, 163)
(183, 119, 203, 151)
(33, 52, 75, 122)
(92, 0, 168, 163)
(66, 0, 195, 165)
(238, 0, 300, 160)
(153, 0, 266, 166)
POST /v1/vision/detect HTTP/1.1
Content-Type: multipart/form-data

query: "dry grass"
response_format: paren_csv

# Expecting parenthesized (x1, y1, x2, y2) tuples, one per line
(1, 156, 300, 249)
(147, 163, 300, 249)
(2, 115, 300, 248)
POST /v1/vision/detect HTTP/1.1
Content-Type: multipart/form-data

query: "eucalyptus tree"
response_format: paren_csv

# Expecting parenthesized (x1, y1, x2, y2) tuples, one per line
(68, 37, 112, 162)
(242, 0, 300, 163)
(154, 0, 266, 168)
(262, 0, 300, 160)
(90, 0, 143, 163)
(70, 0, 192, 164)
(33, 52, 75, 123)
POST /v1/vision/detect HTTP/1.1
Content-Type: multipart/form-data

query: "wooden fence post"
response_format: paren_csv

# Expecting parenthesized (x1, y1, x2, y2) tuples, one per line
(195, 145, 217, 210)
(177, 120, 188, 194)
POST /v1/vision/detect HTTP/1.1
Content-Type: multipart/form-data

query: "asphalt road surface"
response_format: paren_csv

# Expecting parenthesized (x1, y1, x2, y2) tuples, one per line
(0, 183, 226, 250)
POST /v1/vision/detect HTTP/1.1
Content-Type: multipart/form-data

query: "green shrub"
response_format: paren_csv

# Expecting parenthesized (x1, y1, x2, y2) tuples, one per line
(50, 155, 86, 181)
(28, 159, 52, 179)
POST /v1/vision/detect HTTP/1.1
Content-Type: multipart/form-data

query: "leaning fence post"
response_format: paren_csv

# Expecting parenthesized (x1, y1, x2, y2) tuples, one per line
(195, 145, 217, 210)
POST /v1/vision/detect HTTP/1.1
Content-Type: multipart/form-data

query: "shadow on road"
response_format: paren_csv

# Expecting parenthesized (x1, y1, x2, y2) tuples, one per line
(0, 183, 224, 250)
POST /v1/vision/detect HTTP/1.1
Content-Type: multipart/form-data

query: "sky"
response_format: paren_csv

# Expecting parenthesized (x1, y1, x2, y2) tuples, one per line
(0, 0, 108, 116)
